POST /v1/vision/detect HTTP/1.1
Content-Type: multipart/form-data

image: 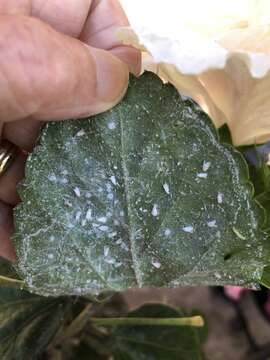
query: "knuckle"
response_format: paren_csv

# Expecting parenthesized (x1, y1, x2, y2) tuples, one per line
(0, 15, 40, 63)
(0, 15, 61, 116)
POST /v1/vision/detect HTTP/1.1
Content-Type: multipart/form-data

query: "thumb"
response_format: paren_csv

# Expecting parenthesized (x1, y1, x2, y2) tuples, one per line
(0, 15, 129, 122)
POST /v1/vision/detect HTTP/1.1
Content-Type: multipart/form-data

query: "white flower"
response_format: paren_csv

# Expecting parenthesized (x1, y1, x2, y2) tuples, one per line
(119, 0, 270, 145)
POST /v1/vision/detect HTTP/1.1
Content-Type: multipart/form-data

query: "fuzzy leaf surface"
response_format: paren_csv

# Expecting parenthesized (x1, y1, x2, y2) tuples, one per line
(13, 73, 269, 296)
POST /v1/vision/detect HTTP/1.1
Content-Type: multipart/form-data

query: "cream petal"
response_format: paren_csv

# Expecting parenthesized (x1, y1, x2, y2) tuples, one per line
(119, 25, 227, 75)
(118, 25, 270, 145)
(230, 72, 270, 145)
(118, 27, 227, 127)
(219, 25, 270, 53)
(118, 2, 270, 146)
(250, 0, 270, 26)
(120, 0, 254, 38)
(197, 70, 236, 126)
(157, 63, 227, 128)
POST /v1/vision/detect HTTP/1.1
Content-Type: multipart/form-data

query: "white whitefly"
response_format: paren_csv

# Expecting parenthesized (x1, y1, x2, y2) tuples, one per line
(106, 183, 112, 192)
(197, 172, 208, 179)
(60, 178, 68, 184)
(217, 192, 224, 204)
(75, 211, 82, 221)
(107, 193, 114, 200)
(151, 204, 159, 217)
(99, 225, 109, 232)
(97, 216, 107, 223)
(108, 232, 117, 238)
(76, 129, 86, 137)
(86, 209, 92, 221)
(164, 228, 171, 236)
(163, 183, 170, 194)
(110, 175, 117, 185)
(48, 253, 54, 260)
(202, 161, 211, 172)
(48, 174, 57, 182)
(108, 121, 116, 130)
(65, 200, 72, 207)
(207, 220, 217, 228)
(104, 246, 110, 257)
(105, 257, 116, 265)
(116, 239, 122, 245)
(74, 187, 81, 197)
(81, 219, 87, 227)
(121, 242, 129, 252)
(114, 262, 122, 268)
(183, 225, 194, 233)
(152, 260, 161, 269)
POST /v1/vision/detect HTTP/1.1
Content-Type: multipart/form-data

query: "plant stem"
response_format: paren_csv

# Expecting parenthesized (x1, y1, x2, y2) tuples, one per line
(0, 275, 25, 288)
(63, 304, 93, 339)
(91, 315, 204, 327)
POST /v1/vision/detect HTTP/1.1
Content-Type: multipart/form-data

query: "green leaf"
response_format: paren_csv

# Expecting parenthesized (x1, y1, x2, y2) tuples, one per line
(0, 257, 24, 288)
(246, 147, 270, 197)
(13, 72, 270, 296)
(112, 304, 205, 360)
(0, 287, 69, 360)
(61, 341, 107, 360)
(260, 265, 270, 288)
(218, 124, 233, 145)
(242, 146, 270, 230)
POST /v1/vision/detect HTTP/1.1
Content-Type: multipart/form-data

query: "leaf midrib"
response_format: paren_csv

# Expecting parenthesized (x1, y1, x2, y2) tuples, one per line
(119, 109, 142, 287)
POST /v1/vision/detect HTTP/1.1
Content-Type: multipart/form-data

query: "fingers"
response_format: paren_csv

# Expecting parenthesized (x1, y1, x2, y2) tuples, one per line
(31, 0, 92, 37)
(3, 119, 42, 151)
(0, 1, 141, 74)
(81, 0, 127, 48)
(110, 46, 141, 76)
(80, 0, 141, 75)
(0, 15, 129, 122)
(0, 151, 26, 206)
(0, 0, 91, 36)
(0, 201, 15, 261)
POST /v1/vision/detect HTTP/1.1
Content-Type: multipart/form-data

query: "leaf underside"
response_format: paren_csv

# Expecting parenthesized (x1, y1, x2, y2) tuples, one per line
(13, 72, 270, 296)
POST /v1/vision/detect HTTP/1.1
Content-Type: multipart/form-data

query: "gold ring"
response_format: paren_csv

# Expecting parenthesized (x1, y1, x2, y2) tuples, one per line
(0, 140, 18, 177)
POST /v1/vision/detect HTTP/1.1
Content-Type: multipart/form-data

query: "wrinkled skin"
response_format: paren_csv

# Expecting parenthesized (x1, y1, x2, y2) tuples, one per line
(0, 0, 141, 260)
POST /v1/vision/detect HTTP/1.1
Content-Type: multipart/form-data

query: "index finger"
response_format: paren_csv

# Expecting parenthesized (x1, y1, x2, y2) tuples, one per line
(80, 0, 141, 75)
(0, 0, 141, 74)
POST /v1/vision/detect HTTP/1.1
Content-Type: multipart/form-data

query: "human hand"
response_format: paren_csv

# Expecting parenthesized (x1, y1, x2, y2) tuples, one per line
(0, 0, 141, 261)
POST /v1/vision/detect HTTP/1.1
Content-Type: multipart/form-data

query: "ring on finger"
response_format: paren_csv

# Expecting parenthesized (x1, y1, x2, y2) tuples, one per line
(0, 140, 19, 177)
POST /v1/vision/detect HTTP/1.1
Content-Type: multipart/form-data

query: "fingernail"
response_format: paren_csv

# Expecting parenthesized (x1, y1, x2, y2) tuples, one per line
(110, 46, 142, 76)
(90, 47, 129, 110)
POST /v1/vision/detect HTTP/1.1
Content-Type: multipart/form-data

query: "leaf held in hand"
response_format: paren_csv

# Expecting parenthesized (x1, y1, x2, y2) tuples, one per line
(13, 73, 270, 296)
